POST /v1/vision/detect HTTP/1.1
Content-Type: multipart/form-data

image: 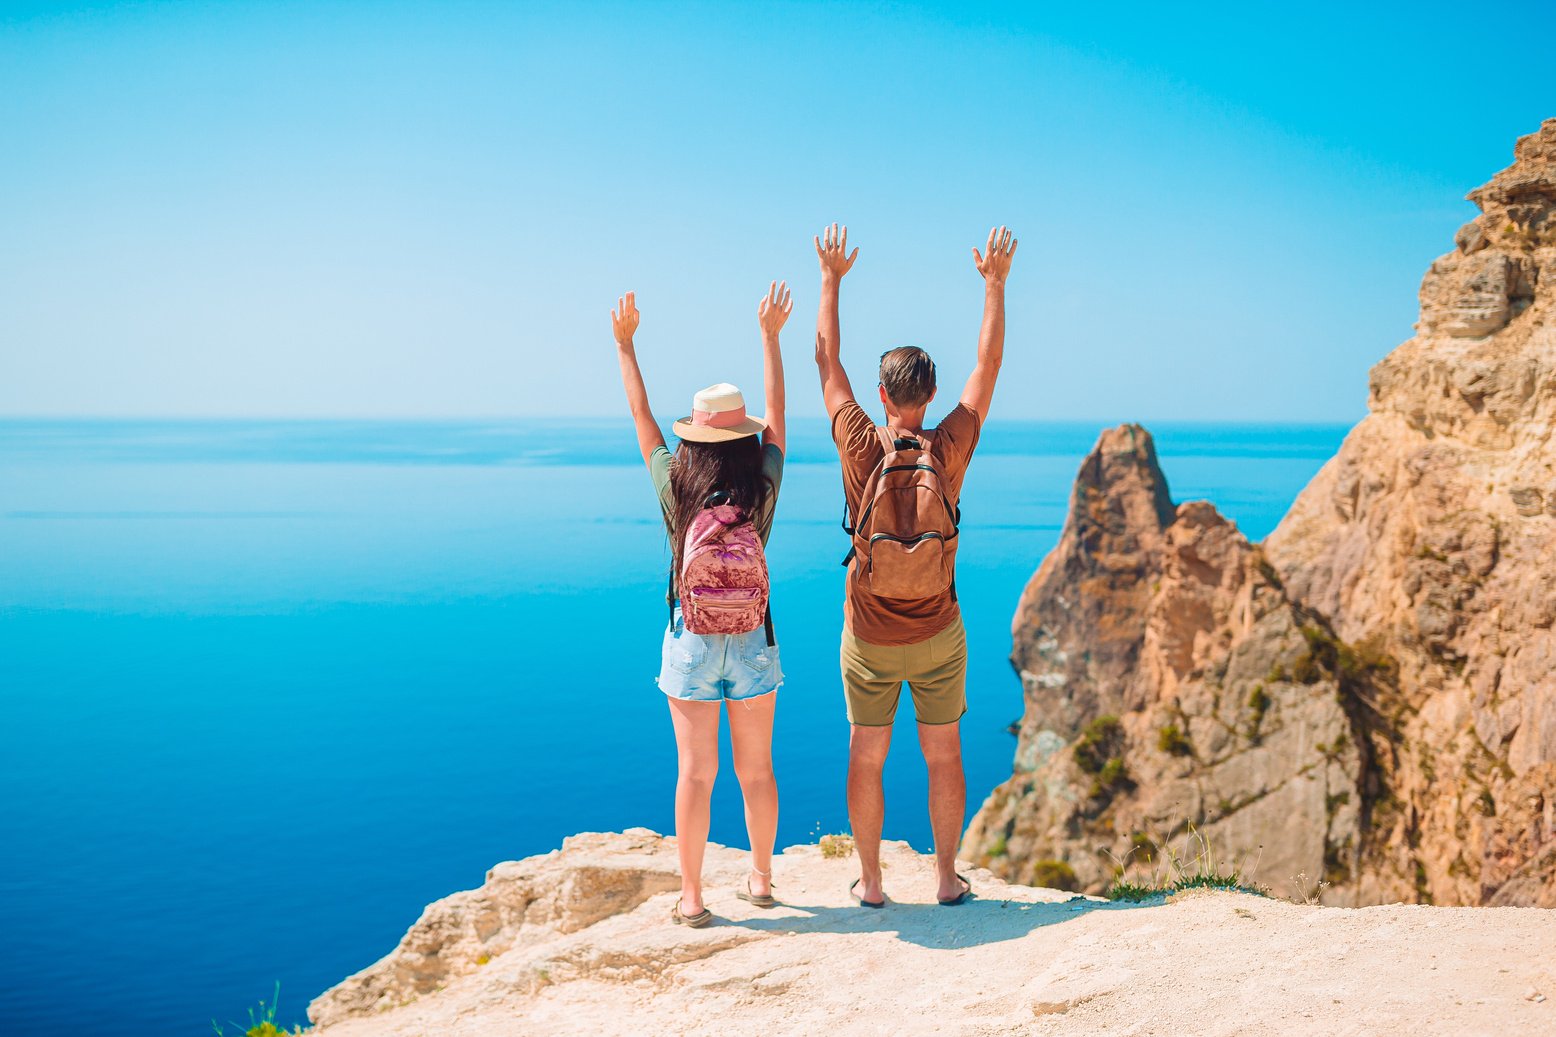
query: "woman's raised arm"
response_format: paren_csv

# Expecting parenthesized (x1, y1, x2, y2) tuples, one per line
(611, 292, 666, 465)
(757, 280, 792, 453)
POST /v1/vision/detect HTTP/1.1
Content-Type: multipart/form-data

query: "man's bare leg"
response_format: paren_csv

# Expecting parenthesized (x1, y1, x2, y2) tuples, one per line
(847, 724, 893, 902)
(918, 720, 968, 902)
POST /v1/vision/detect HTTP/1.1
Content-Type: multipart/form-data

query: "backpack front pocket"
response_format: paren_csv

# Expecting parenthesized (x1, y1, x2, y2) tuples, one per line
(863, 533, 954, 599)
(684, 586, 765, 634)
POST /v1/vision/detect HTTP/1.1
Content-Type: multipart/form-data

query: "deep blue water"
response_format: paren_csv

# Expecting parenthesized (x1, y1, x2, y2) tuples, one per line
(0, 418, 1349, 1034)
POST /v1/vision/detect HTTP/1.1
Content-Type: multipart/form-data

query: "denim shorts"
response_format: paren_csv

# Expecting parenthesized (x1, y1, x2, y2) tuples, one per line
(657, 608, 783, 702)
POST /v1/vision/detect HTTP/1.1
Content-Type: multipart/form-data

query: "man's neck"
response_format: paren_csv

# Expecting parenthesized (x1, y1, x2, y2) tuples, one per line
(882, 406, 928, 434)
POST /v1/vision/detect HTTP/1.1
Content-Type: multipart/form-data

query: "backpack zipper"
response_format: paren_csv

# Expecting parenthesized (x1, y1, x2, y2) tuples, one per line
(867, 530, 956, 546)
(854, 486, 960, 534)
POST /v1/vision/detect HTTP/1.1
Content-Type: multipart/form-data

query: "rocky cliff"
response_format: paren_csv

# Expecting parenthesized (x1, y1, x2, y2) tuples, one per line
(305, 831, 1555, 1036)
(963, 119, 1556, 907)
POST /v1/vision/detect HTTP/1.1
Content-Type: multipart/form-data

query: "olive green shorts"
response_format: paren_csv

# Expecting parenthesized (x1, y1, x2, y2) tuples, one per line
(840, 617, 968, 727)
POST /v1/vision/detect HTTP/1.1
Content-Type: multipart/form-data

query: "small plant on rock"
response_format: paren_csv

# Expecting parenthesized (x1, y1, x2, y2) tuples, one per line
(212, 983, 303, 1037)
(1102, 822, 1266, 902)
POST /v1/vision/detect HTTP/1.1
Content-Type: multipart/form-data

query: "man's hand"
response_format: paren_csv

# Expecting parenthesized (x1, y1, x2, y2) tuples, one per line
(972, 226, 1017, 285)
(611, 291, 640, 347)
(961, 226, 1015, 420)
(814, 226, 857, 418)
(758, 280, 793, 338)
(815, 223, 859, 283)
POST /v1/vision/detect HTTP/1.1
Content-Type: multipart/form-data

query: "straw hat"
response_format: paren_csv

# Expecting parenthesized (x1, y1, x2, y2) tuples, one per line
(672, 383, 767, 443)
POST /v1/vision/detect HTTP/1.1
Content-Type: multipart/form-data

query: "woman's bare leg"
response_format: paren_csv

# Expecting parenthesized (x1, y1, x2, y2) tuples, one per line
(667, 696, 722, 915)
(727, 692, 779, 897)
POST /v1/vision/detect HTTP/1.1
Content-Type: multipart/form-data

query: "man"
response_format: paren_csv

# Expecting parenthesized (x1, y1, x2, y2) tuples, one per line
(813, 222, 1017, 907)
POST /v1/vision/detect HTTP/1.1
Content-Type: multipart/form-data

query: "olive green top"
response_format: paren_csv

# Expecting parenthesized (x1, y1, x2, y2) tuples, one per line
(648, 441, 785, 544)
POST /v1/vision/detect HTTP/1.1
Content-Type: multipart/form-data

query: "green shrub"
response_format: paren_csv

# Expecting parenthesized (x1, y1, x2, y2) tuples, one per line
(1244, 683, 1272, 742)
(1031, 859, 1079, 891)
(1075, 715, 1123, 775)
(1246, 684, 1271, 715)
(1157, 723, 1191, 757)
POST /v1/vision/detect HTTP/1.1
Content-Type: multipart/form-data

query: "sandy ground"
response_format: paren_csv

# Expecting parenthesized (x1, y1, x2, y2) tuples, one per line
(310, 836, 1554, 1037)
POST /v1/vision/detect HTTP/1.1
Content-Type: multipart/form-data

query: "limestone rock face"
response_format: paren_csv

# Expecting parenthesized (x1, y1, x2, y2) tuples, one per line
(308, 829, 682, 1027)
(966, 119, 1556, 907)
(305, 832, 1556, 1037)
(964, 424, 1371, 902)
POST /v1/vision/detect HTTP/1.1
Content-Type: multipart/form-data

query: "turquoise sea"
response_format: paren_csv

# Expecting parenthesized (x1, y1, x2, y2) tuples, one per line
(0, 418, 1349, 1034)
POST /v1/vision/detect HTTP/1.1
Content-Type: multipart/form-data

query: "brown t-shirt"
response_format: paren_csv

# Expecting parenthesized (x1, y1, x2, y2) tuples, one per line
(832, 400, 982, 646)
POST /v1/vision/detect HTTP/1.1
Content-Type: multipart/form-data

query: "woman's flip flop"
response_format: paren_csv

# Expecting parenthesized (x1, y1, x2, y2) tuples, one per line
(850, 878, 886, 909)
(938, 873, 974, 906)
(671, 898, 713, 928)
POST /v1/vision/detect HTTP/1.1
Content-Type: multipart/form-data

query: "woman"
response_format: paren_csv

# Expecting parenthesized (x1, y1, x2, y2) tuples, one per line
(611, 280, 793, 927)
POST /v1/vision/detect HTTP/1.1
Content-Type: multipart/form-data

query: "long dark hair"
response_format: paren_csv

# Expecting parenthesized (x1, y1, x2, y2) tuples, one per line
(668, 435, 771, 585)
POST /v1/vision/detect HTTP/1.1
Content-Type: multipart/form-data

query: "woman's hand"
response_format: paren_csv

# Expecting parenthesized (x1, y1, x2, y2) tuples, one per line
(814, 223, 859, 284)
(610, 290, 663, 463)
(759, 282, 789, 452)
(611, 291, 640, 348)
(758, 280, 792, 339)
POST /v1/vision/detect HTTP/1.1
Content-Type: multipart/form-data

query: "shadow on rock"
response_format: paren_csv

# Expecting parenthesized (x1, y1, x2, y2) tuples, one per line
(724, 894, 1151, 949)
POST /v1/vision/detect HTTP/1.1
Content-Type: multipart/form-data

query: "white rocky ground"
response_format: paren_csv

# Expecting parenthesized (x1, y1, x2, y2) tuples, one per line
(307, 830, 1553, 1036)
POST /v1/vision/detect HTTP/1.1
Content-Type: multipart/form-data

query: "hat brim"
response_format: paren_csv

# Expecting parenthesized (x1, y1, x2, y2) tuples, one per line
(672, 414, 767, 443)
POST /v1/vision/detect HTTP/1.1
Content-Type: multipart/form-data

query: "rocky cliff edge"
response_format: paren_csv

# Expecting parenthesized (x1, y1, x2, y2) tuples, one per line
(306, 831, 1553, 1036)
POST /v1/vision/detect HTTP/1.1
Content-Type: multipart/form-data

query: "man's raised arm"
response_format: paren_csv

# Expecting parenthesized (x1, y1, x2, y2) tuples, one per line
(960, 225, 1017, 422)
(814, 222, 860, 419)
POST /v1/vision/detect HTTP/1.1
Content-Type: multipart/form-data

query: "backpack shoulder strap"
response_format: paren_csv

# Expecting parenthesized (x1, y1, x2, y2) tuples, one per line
(880, 425, 935, 456)
(842, 424, 891, 567)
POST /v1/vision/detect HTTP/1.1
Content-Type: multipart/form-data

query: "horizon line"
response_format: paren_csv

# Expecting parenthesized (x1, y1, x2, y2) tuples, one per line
(0, 412, 1365, 427)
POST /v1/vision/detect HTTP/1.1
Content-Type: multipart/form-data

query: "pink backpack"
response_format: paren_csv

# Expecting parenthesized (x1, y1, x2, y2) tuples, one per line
(677, 499, 770, 636)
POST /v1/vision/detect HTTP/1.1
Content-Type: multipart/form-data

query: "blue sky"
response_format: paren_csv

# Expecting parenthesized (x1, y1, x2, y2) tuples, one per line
(2, 1, 1552, 421)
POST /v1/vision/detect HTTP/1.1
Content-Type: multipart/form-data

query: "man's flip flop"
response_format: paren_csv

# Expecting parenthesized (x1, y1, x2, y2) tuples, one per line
(850, 878, 886, 909)
(736, 877, 777, 909)
(671, 898, 713, 928)
(938, 873, 974, 906)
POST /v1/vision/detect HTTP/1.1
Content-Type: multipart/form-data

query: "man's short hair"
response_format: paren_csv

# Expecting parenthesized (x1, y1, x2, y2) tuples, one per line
(878, 346, 936, 407)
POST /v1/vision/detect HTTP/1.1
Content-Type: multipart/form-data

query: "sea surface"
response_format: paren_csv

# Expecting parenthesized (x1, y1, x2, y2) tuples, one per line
(0, 417, 1349, 1034)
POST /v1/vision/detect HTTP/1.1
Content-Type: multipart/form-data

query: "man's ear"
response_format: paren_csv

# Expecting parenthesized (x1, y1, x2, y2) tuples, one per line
(929, 386, 937, 404)
(878, 384, 889, 407)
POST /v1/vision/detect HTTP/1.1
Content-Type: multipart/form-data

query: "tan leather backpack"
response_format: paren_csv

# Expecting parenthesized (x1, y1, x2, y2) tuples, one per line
(842, 427, 960, 599)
